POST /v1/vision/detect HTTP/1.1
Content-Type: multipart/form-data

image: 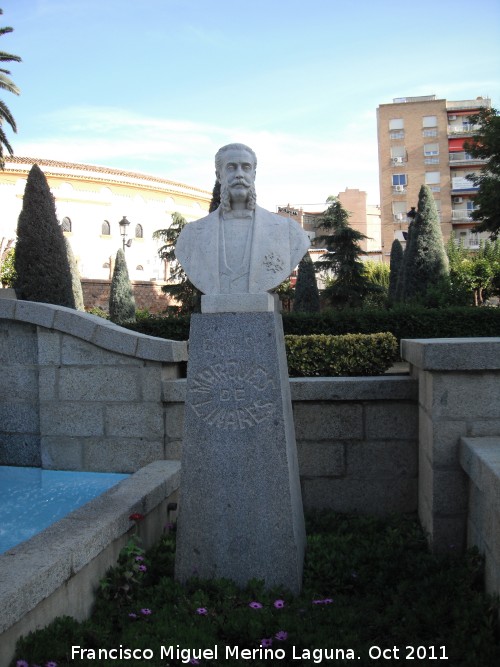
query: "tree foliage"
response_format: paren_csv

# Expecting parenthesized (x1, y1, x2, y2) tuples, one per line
(464, 107, 500, 239)
(0, 245, 15, 286)
(445, 237, 500, 306)
(293, 253, 320, 312)
(64, 237, 84, 310)
(14, 164, 75, 307)
(209, 179, 221, 213)
(0, 8, 21, 168)
(314, 196, 371, 308)
(153, 212, 201, 315)
(396, 185, 449, 301)
(109, 248, 136, 325)
(388, 239, 403, 303)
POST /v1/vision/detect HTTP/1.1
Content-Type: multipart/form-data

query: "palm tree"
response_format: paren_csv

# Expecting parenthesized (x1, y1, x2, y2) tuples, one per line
(0, 9, 21, 168)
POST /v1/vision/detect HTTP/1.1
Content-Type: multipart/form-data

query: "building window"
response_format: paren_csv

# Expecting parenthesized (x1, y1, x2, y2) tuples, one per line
(389, 118, 404, 130)
(135, 224, 143, 239)
(423, 129, 437, 137)
(425, 171, 440, 184)
(61, 217, 72, 232)
(390, 146, 406, 163)
(392, 201, 407, 222)
(422, 115, 437, 127)
(136, 265, 144, 271)
(101, 220, 111, 235)
(424, 143, 439, 156)
(390, 130, 405, 139)
(392, 174, 407, 186)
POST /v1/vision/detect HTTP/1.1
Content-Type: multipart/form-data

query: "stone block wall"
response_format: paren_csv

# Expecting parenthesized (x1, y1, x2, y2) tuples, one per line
(163, 375, 420, 516)
(0, 320, 40, 466)
(459, 437, 500, 599)
(402, 338, 500, 554)
(0, 299, 187, 472)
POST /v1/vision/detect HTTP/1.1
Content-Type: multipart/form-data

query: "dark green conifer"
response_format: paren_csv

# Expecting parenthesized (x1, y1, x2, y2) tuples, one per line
(209, 179, 221, 212)
(400, 185, 449, 300)
(293, 253, 320, 312)
(64, 237, 84, 310)
(388, 239, 403, 302)
(14, 164, 75, 307)
(109, 248, 136, 325)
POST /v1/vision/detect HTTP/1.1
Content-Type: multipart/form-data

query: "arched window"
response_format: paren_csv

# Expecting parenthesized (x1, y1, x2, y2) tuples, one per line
(61, 217, 72, 232)
(135, 224, 143, 239)
(136, 265, 144, 271)
(102, 220, 111, 235)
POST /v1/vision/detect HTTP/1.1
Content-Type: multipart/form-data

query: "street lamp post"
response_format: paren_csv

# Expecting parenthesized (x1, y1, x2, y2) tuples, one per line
(118, 216, 133, 252)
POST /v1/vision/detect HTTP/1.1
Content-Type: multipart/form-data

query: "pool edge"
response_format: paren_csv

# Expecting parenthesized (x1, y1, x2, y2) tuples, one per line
(0, 460, 180, 667)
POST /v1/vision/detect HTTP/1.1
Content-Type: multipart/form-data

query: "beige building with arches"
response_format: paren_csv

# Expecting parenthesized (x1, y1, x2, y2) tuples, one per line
(0, 157, 212, 310)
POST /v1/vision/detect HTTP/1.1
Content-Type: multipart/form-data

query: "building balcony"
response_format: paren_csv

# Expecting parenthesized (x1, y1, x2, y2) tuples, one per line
(452, 210, 475, 222)
(449, 152, 486, 165)
(448, 124, 480, 135)
(451, 176, 478, 193)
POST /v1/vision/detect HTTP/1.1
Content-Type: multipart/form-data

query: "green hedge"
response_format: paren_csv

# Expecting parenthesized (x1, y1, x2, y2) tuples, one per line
(282, 305, 500, 341)
(285, 332, 399, 377)
(125, 306, 499, 343)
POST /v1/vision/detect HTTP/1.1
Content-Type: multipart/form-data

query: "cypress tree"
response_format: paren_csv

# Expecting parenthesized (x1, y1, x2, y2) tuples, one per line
(209, 179, 221, 212)
(293, 252, 320, 312)
(109, 248, 136, 325)
(64, 237, 84, 311)
(14, 164, 75, 307)
(388, 239, 403, 302)
(401, 185, 449, 300)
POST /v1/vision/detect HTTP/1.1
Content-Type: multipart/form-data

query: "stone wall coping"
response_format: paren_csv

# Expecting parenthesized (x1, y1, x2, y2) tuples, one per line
(459, 437, 500, 512)
(0, 460, 180, 634)
(0, 299, 188, 363)
(162, 375, 418, 403)
(401, 338, 500, 371)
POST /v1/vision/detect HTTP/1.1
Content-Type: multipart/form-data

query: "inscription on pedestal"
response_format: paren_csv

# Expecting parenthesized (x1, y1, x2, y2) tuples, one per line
(188, 361, 276, 431)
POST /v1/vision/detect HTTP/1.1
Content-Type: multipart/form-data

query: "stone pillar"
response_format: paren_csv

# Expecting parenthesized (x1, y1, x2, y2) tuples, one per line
(175, 295, 305, 593)
(401, 337, 500, 553)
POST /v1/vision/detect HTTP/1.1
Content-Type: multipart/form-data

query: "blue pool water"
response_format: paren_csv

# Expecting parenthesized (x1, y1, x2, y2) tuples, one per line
(0, 466, 129, 554)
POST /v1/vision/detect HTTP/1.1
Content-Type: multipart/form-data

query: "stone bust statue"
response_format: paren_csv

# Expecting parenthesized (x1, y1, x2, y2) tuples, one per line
(175, 143, 310, 295)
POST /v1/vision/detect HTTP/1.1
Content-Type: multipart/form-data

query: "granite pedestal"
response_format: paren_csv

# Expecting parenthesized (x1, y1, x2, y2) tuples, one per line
(175, 298, 305, 593)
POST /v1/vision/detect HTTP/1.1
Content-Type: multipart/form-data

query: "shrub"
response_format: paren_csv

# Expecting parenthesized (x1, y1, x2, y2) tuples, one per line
(285, 332, 398, 377)
(109, 249, 136, 325)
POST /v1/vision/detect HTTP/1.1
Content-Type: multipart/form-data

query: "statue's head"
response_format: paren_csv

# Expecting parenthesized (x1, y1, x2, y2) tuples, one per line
(215, 143, 257, 212)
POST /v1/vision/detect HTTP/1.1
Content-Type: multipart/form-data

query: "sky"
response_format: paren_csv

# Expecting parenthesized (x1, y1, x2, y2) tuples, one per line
(1, 0, 500, 211)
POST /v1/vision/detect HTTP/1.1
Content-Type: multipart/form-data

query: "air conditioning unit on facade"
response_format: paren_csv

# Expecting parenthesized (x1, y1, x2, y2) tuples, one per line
(395, 185, 404, 192)
(453, 197, 464, 204)
(449, 115, 457, 121)
(392, 157, 403, 164)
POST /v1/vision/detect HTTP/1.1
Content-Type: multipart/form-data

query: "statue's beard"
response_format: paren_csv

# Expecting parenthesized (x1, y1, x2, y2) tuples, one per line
(220, 182, 257, 213)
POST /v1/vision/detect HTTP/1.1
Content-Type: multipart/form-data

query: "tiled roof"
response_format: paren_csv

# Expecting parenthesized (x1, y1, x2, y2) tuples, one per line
(4, 156, 212, 198)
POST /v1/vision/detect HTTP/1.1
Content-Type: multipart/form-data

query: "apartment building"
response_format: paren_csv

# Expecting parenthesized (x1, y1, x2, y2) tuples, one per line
(377, 94, 491, 260)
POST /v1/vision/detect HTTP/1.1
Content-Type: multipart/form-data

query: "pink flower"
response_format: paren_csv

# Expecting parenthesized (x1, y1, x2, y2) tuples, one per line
(275, 630, 288, 641)
(249, 601, 263, 609)
(141, 608, 152, 615)
(46, 663, 58, 667)
(128, 612, 138, 619)
(273, 599, 285, 609)
(312, 597, 333, 605)
(261, 638, 273, 647)
(135, 556, 144, 562)
(196, 607, 208, 615)
(138, 565, 147, 572)
(16, 661, 29, 667)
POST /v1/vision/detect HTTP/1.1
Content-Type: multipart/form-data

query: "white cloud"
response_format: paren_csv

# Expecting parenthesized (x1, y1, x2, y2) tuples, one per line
(15, 106, 381, 210)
